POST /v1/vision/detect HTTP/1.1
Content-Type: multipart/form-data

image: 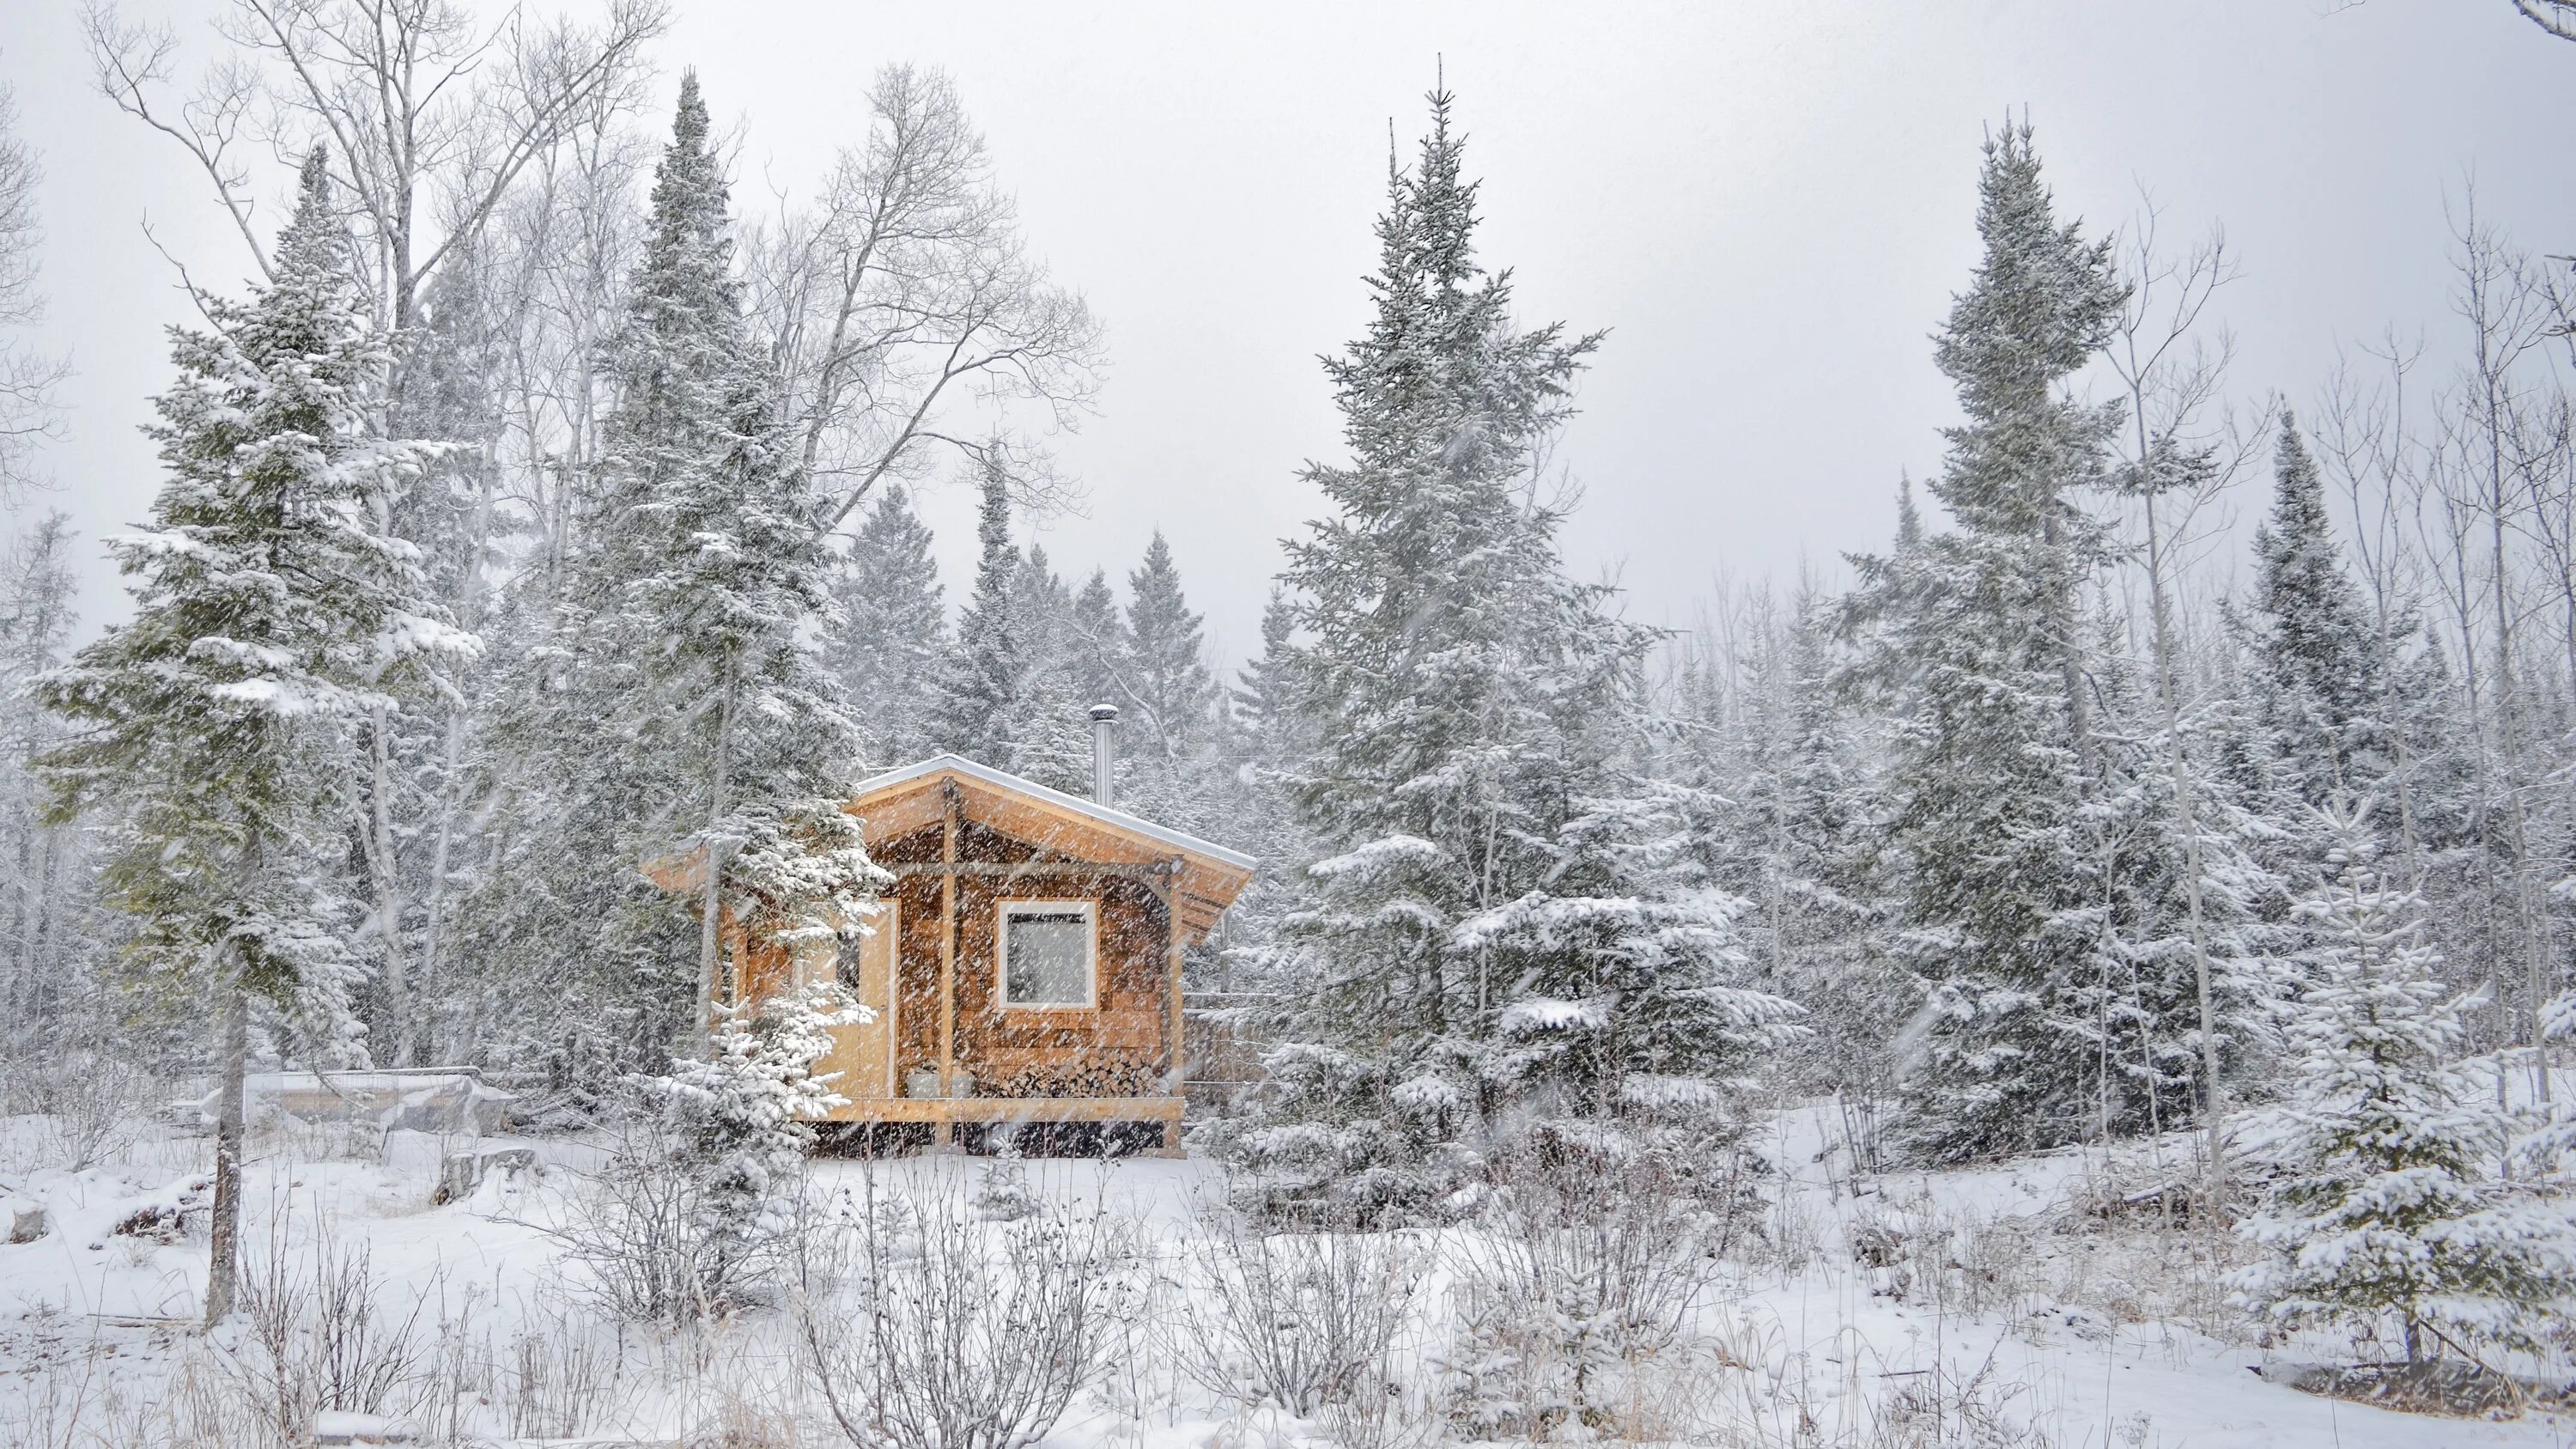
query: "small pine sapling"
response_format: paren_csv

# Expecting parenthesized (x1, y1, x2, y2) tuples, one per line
(2230, 801, 2576, 1367)
(639, 797, 884, 1314)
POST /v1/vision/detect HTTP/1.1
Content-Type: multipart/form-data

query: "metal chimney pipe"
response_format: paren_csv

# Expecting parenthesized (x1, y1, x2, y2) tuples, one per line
(1089, 703, 1119, 807)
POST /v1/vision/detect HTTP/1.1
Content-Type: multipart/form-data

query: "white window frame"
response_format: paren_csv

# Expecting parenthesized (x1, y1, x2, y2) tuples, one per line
(996, 899, 1098, 1011)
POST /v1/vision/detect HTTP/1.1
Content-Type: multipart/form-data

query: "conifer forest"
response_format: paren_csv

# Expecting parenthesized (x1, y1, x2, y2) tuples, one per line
(10, 3, 2576, 1446)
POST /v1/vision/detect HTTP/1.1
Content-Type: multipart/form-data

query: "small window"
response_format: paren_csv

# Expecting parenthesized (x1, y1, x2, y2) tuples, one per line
(1000, 903, 1095, 1008)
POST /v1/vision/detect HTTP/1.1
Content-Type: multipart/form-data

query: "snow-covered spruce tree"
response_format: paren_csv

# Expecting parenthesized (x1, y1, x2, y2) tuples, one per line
(485, 73, 856, 1059)
(35, 150, 465, 1323)
(1462, 775, 1806, 1148)
(926, 460, 1088, 788)
(1210, 588, 1316, 997)
(1233, 586, 1300, 759)
(2251, 417, 2390, 813)
(928, 454, 1022, 764)
(1223, 88, 1798, 1214)
(1000, 545, 1094, 793)
(2232, 801, 2576, 1367)
(1118, 530, 1225, 831)
(1686, 581, 1894, 1098)
(1841, 122, 2131, 1163)
(820, 484, 946, 770)
(641, 798, 881, 1315)
(601, 75, 854, 1042)
(1070, 566, 1131, 713)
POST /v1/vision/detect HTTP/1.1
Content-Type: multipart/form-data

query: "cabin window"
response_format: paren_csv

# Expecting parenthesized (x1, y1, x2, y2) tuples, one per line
(999, 902, 1096, 1008)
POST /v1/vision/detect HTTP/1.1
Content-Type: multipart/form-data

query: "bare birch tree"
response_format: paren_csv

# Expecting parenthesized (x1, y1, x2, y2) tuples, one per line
(0, 76, 67, 501)
(744, 64, 1104, 531)
(2424, 202, 2557, 1095)
(81, 0, 664, 1064)
(2105, 202, 2245, 1193)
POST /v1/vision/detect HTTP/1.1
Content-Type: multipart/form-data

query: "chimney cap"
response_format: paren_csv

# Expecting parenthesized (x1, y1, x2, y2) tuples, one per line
(1089, 703, 1120, 722)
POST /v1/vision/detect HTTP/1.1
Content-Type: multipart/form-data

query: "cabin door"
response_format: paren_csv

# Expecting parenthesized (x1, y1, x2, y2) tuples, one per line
(819, 901, 897, 1104)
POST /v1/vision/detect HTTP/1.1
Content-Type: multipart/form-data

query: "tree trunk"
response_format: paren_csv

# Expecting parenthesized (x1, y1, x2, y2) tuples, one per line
(2143, 492, 2227, 1195)
(204, 981, 249, 1327)
(2487, 439, 2552, 1107)
(415, 435, 501, 1068)
(2043, 511, 2090, 767)
(372, 702, 411, 1066)
(696, 652, 740, 1048)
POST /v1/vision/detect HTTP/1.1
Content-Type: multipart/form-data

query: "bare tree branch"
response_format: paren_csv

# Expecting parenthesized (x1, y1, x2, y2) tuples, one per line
(2516, 0, 2576, 42)
(0, 76, 67, 498)
(744, 64, 1104, 535)
(81, 3, 274, 274)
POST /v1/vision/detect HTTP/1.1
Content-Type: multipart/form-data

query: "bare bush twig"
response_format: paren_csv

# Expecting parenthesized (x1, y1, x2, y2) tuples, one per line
(797, 1177, 1121, 1449)
(1167, 1202, 1429, 1416)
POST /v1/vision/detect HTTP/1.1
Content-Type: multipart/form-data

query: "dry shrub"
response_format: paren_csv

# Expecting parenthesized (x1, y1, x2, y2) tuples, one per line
(410, 1293, 629, 1444)
(0, 1340, 108, 1449)
(0, 1048, 151, 1172)
(1868, 1355, 2057, 1449)
(1167, 1203, 1430, 1416)
(97, 1344, 277, 1449)
(1440, 1153, 1726, 1440)
(543, 1105, 784, 1324)
(216, 1221, 439, 1444)
(796, 1178, 1123, 1449)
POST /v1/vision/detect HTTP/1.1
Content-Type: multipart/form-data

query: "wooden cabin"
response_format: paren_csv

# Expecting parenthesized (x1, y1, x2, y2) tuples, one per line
(674, 746, 1255, 1154)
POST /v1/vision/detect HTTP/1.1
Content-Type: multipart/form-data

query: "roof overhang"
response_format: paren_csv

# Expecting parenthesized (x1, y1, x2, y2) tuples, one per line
(847, 754, 1256, 942)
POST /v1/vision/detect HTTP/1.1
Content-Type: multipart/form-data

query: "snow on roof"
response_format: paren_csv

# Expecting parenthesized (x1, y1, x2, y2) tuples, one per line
(849, 752, 1258, 873)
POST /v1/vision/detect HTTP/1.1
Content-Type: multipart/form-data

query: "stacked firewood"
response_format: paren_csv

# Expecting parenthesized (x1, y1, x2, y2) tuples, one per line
(975, 1051, 1161, 1099)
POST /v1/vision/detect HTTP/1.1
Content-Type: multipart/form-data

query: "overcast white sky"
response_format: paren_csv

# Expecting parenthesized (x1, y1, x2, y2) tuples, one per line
(7, 1, 2576, 663)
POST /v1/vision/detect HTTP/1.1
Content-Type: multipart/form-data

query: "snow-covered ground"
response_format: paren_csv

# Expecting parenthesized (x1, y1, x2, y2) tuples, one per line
(0, 1105, 2567, 1447)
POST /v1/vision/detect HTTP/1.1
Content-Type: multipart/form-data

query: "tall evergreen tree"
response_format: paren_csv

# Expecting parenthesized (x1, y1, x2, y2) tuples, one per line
(1069, 566, 1130, 712)
(929, 456, 1022, 764)
(1118, 532, 1222, 828)
(1227, 88, 1795, 1211)
(1844, 122, 2132, 1161)
(602, 71, 852, 1042)
(1003, 545, 1093, 794)
(1233, 586, 1298, 749)
(1125, 532, 1218, 757)
(2252, 417, 2387, 808)
(821, 485, 946, 768)
(478, 74, 852, 1056)
(1213, 588, 1313, 995)
(36, 150, 464, 1321)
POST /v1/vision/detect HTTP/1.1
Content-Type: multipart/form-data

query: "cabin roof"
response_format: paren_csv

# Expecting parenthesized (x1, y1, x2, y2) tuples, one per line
(851, 753, 1255, 870)
(848, 753, 1256, 941)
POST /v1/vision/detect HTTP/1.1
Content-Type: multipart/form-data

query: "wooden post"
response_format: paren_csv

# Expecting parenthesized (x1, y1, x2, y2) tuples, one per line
(937, 781, 958, 1148)
(1157, 861, 1185, 1155)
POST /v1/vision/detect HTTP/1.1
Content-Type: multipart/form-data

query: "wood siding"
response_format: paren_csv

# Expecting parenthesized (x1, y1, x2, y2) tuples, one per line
(863, 819, 1176, 1101)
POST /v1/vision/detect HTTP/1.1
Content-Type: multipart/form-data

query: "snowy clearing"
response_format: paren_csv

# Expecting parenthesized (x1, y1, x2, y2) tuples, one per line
(1, 1105, 2563, 1448)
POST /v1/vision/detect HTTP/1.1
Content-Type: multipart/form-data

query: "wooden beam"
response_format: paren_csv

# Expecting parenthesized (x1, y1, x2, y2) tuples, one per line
(1154, 872, 1186, 1154)
(937, 782, 958, 1148)
(822, 1095, 1186, 1126)
(887, 860, 1180, 880)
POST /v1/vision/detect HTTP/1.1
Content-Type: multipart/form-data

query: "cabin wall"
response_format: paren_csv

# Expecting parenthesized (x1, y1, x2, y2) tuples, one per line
(859, 819, 1176, 1099)
(873, 823, 945, 1085)
(726, 914, 795, 1004)
(954, 873, 1170, 1096)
